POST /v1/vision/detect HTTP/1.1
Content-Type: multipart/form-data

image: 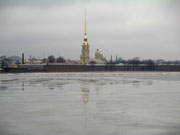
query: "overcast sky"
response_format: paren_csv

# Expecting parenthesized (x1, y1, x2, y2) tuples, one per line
(0, 0, 180, 60)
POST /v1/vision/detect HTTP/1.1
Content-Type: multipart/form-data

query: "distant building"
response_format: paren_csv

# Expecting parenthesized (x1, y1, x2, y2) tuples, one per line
(90, 48, 106, 64)
(95, 49, 103, 60)
(79, 9, 90, 64)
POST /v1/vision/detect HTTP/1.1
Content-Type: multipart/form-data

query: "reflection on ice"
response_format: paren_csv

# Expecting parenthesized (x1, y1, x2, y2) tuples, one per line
(22, 81, 24, 91)
(0, 72, 180, 135)
(81, 87, 89, 104)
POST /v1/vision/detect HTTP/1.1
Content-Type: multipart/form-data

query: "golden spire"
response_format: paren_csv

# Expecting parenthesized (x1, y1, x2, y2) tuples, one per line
(82, 8, 88, 45)
(85, 8, 87, 34)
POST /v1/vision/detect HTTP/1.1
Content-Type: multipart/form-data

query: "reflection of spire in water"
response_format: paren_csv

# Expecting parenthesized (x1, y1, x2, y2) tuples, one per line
(81, 87, 89, 103)
(81, 87, 90, 128)
(83, 97, 88, 103)
(22, 81, 24, 91)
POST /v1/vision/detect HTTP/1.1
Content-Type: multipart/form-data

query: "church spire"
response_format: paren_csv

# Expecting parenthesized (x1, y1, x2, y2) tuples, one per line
(79, 8, 90, 64)
(83, 8, 88, 43)
(85, 8, 87, 34)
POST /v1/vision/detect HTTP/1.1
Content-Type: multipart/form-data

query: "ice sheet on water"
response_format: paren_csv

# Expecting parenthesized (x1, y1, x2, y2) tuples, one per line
(0, 72, 180, 135)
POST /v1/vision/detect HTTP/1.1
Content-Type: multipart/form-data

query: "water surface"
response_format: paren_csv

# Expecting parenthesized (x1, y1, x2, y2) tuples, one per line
(0, 72, 180, 135)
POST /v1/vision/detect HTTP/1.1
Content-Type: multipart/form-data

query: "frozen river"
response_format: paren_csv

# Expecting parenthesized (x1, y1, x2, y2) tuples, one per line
(0, 72, 180, 135)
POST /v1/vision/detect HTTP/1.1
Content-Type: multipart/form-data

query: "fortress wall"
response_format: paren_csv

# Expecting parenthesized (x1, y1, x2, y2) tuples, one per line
(2, 64, 180, 73)
(44, 65, 180, 72)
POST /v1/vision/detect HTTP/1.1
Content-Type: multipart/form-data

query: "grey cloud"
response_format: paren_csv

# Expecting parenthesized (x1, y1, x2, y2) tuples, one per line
(0, 0, 180, 60)
(0, 0, 76, 6)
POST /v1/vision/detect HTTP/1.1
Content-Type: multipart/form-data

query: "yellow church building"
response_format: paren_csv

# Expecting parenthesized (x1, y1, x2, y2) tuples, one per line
(79, 9, 90, 64)
(79, 9, 106, 64)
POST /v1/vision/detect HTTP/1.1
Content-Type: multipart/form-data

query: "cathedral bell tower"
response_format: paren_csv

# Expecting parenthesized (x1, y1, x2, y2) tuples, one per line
(79, 8, 90, 64)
